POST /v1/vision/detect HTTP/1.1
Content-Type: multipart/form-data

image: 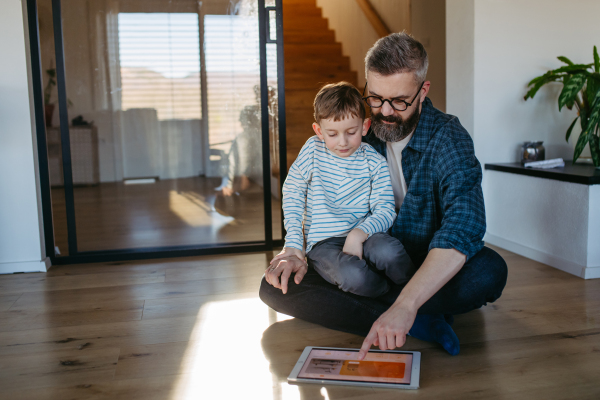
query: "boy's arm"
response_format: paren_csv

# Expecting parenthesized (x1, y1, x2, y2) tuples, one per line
(355, 161, 397, 238)
(280, 139, 314, 253)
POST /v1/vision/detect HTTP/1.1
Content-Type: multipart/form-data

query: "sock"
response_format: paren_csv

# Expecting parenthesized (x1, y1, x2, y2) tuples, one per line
(408, 314, 460, 356)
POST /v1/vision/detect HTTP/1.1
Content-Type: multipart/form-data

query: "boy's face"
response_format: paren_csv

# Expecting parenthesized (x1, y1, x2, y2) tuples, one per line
(312, 115, 371, 158)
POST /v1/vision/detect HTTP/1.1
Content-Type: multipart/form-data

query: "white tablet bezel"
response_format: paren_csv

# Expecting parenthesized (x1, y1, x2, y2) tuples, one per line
(287, 346, 420, 390)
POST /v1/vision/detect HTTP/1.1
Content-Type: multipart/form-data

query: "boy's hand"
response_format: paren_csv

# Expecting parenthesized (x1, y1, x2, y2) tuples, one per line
(270, 247, 305, 266)
(343, 228, 368, 259)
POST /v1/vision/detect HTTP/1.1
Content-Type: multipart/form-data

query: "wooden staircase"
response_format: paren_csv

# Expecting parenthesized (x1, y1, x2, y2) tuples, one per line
(283, 0, 358, 168)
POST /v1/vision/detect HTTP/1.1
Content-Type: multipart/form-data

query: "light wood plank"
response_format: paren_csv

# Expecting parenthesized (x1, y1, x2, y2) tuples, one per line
(0, 347, 120, 392)
(0, 294, 21, 311)
(0, 270, 165, 295)
(9, 274, 261, 312)
(0, 300, 144, 332)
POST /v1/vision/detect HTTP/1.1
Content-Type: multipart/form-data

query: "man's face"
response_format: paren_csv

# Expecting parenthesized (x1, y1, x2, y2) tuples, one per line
(366, 71, 428, 142)
(312, 114, 371, 158)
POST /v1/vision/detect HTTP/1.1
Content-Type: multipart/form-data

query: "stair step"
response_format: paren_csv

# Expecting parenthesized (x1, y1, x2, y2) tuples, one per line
(283, 18, 329, 31)
(285, 60, 351, 73)
(283, 30, 336, 43)
(283, 43, 342, 58)
(286, 71, 358, 89)
(283, 0, 318, 5)
(281, 5, 322, 16)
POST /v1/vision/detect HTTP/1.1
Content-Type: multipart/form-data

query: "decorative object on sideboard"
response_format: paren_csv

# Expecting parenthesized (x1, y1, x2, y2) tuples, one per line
(71, 115, 93, 126)
(524, 46, 600, 167)
(521, 141, 545, 164)
(43, 66, 73, 127)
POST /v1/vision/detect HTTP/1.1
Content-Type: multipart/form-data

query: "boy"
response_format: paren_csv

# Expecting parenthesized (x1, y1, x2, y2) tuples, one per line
(271, 82, 415, 298)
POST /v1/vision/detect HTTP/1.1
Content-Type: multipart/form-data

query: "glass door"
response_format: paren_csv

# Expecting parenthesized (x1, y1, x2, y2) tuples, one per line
(37, 0, 285, 261)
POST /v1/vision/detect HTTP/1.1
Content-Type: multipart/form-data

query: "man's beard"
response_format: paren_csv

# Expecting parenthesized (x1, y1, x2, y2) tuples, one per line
(371, 105, 421, 142)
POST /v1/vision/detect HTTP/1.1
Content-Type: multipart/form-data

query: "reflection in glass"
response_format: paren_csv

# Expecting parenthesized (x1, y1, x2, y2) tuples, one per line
(39, 0, 280, 252)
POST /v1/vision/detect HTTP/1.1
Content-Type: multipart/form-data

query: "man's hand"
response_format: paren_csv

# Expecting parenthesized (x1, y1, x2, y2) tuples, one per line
(357, 248, 467, 359)
(265, 252, 307, 294)
(270, 247, 305, 266)
(342, 228, 368, 259)
(358, 303, 417, 360)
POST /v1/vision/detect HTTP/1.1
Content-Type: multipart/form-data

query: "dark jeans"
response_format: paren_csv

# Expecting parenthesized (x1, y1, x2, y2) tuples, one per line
(259, 246, 508, 337)
(307, 233, 416, 298)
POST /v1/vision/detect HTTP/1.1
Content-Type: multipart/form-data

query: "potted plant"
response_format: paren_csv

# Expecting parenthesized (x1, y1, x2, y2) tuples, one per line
(43, 68, 57, 127)
(524, 46, 600, 167)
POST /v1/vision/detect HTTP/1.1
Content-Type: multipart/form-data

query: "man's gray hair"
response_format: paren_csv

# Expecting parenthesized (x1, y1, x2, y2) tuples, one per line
(365, 32, 428, 84)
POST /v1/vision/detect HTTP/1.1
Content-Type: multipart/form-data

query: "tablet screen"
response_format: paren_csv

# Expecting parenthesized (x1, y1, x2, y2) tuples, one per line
(297, 348, 413, 384)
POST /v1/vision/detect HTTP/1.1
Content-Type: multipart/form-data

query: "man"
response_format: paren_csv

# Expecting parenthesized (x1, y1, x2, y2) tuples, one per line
(260, 33, 507, 358)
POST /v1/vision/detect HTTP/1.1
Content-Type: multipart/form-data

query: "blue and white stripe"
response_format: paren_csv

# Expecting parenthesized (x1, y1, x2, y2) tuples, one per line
(283, 136, 396, 252)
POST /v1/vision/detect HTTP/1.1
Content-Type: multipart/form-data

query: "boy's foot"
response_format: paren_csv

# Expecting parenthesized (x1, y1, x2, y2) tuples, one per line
(408, 314, 460, 356)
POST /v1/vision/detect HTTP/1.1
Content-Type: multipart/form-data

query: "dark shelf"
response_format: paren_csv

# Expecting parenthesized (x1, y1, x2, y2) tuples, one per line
(484, 162, 600, 185)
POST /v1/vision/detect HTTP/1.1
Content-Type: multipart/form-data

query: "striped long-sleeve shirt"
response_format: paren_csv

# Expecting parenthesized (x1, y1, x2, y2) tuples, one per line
(283, 136, 396, 253)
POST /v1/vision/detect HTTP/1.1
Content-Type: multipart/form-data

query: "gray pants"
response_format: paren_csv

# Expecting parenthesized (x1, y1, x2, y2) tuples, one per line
(306, 233, 416, 298)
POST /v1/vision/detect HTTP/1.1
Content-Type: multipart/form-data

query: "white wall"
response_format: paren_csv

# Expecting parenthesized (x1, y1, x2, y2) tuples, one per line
(409, 0, 446, 112)
(447, 0, 600, 278)
(0, 0, 48, 273)
(448, 0, 599, 164)
(317, 0, 446, 111)
(446, 0, 473, 135)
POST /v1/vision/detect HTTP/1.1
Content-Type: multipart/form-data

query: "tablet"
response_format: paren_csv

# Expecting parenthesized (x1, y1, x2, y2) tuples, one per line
(287, 347, 420, 390)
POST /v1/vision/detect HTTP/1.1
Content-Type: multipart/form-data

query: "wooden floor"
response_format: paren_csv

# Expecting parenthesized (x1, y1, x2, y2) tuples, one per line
(51, 177, 282, 255)
(0, 244, 599, 399)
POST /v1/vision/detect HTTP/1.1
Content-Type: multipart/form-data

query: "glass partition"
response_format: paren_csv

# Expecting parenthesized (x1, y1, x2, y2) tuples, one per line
(38, 0, 284, 256)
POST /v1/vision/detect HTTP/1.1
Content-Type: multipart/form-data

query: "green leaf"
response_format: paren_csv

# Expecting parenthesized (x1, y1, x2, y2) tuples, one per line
(594, 46, 600, 73)
(558, 74, 585, 111)
(587, 75, 600, 105)
(524, 73, 562, 100)
(558, 56, 574, 66)
(590, 85, 600, 109)
(565, 117, 579, 142)
(589, 131, 600, 167)
(527, 71, 555, 87)
(573, 131, 589, 163)
(552, 63, 593, 74)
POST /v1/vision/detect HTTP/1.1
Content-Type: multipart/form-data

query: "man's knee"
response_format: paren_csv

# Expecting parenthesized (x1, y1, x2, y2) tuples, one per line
(458, 246, 508, 304)
(259, 275, 280, 310)
(477, 247, 508, 301)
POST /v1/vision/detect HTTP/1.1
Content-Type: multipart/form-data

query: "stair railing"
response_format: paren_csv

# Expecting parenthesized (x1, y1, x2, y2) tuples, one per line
(355, 0, 392, 38)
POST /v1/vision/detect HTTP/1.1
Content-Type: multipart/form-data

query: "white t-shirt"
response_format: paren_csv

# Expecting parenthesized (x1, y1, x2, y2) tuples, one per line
(386, 133, 413, 211)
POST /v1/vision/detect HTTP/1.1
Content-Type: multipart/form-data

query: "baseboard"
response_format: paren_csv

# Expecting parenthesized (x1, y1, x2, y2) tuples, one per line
(0, 257, 50, 274)
(484, 233, 599, 280)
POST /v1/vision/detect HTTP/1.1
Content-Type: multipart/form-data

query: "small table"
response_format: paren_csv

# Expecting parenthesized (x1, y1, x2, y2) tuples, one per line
(484, 161, 599, 279)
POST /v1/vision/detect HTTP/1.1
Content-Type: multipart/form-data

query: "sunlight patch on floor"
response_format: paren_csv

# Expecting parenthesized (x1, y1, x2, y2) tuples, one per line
(171, 297, 291, 399)
(169, 190, 234, 228)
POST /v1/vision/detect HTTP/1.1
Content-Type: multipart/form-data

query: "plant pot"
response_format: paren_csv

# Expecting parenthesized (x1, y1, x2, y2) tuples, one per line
(44, 104, 55, 127)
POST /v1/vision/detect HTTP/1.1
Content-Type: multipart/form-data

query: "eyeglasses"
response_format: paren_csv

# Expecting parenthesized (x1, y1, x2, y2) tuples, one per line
(362, 81, 424, 112)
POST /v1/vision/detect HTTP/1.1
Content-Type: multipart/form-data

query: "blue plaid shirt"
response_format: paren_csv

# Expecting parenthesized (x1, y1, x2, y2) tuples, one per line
(364, 98, 486, 265)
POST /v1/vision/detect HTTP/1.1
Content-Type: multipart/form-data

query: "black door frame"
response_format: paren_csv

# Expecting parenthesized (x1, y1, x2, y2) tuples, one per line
(26, 0, 287, 265)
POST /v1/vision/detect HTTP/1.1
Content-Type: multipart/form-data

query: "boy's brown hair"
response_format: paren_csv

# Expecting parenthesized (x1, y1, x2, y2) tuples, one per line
(313, 81, 366, 123)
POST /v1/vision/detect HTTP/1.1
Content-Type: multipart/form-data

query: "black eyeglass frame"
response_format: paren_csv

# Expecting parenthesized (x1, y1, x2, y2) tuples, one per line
(362, 81, 425, 112)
